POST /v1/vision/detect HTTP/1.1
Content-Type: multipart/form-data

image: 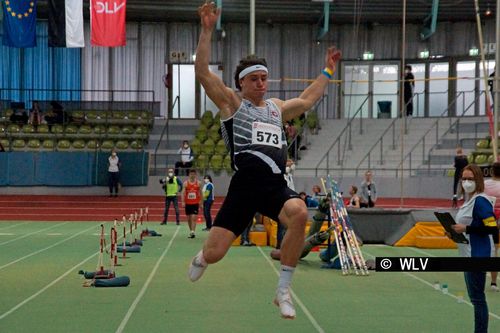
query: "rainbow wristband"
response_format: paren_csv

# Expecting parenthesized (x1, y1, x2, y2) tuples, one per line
(322, 67, 333, 79)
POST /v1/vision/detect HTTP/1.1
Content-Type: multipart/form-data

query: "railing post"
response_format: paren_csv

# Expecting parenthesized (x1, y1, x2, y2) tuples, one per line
(456, 118, 460, 146)
(379, 138, 383, 165)
(435, 123, 439, 147)
(348, 124, 352, 150)
(392, 123, 396, 149)
(337, 142, 341, 165)
(359, 114, 363, 135)
(327, 152, 330, 173)
(422, 136, 426, 163)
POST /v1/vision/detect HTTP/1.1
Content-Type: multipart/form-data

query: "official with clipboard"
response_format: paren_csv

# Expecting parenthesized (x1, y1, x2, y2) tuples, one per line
(446, 165, 499, 333)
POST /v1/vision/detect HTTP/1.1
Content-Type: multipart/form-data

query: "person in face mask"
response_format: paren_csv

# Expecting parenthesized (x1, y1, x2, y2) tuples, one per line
(449, 164, 499, 333)
(107, 149, 120, 197)
(175, 140, 194, 176)
(202, 175, 214, 231)
(403, 65, 415, 117)
(159, 167, 183, 225)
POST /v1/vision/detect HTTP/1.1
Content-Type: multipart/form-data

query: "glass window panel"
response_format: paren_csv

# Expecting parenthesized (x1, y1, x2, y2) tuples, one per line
(479, 60, 495, 116)
(429, 62, 449, 116)
(172, 64, 196, 119)
(343, 65, 369, 118)
(200, 65, 222, 117)
(408, 64, 425, 117)
(373, 64, 398, 118)
(456, 61, 476, 116)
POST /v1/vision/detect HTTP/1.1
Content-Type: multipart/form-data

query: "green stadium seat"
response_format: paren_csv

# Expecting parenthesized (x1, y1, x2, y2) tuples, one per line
(27, 139, 41, 149)
(101, 140, 114, 150)
(122, 125, 135, 135)
(57, 140, 71, 150)
(107, 125, 121, 135)
(201, 138, 215, 155)
(214, 112, 221, 124)
(86, 111, 99, 120)
(215, 139, 227, 155)
(115, 140, 129, 149)
(94, 125, 106, 134)
(476, 139, 489, 149)
(86, 139, 99, 149)
(209, 125, 221, 141)
(112, 111, 126, 119)
(467, 153, 474, 163)
(223, 154, 232, 173)
(127, 111, 141, 119)
(65, 124, 78, 134)
(52, 124, 64, 134)
(474, 154, 488, 164)
(201, 110, 214, 127)
(37, 124, 49, 133)
(79, 124, 92, 135)
(72, 139, 86, 149)
(0, 124, 5, 135)
(42, 139, 55, 149)
(190, 138, 202, 155)
(71, 110, 85, 123)
(446, 169, 455, 177)
(135, 125, 148, 135)
(306, 112, 318, 131)
(12, 139, 25, 149)
(130, 140, 143, 150)
(139, 111, 151, 120)
(195, 128, 208, 141)
(0, 138, 9, 149)
(210, 154, 223, 171)
(488, 154, 495, 164)
(7, 124, 20, 133)
(195, 154, 209, 169)
(22, 124, 35, 133)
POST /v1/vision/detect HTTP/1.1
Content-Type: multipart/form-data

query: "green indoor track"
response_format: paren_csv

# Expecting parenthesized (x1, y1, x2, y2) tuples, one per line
(0, 221, 499, 333)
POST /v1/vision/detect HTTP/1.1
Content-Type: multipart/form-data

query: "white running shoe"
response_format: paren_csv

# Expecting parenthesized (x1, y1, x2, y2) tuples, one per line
(491, 284, 499, 292)
(188, 253, 207, 282)
(274, 288, 296, 319)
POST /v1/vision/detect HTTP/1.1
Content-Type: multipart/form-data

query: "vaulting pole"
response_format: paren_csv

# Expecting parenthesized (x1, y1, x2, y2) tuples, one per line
(399, 0, 407, 207)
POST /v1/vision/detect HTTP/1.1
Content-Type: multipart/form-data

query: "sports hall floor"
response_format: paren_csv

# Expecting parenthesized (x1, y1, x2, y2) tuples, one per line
(0, 195, 499, 333)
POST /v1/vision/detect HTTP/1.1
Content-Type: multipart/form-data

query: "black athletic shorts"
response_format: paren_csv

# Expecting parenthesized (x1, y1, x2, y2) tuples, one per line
(185, 204, 199, 215)
(213, 170, 300, 236)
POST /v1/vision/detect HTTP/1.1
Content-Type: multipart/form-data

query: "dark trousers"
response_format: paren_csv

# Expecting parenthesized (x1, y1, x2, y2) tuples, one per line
(464, 271, 488, 333)
(404, 96, 413, 116)
(174, 161, 192, 176)
(163, 196, 180, 223)
(108, 172, 119, 194)
(203, 200, 213, 229)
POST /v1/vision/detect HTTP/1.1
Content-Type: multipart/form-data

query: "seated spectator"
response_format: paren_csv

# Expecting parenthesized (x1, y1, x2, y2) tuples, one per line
(175, 140, 194, 176)
(10, 107, 28, 125)
(360, 170, 377, 208)
(29, 101, 43, 128)
(45, 101, 66, 125)
(299, 191, 319, 208)
(348, 185, 361, 208)
(312, 184, 325, 200)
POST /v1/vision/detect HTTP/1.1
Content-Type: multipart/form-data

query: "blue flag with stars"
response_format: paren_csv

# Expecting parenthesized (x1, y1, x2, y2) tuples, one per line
(2, 0, 37, 47)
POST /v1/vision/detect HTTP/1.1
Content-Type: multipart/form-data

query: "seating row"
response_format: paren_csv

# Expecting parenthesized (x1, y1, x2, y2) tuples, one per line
(0, 138, 144, 151)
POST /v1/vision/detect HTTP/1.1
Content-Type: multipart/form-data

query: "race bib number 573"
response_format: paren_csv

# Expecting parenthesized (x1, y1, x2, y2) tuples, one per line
(252, 122, 282, 149)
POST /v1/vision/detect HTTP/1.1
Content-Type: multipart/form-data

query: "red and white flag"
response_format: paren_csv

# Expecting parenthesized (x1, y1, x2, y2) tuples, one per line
(90, 0, 126, 47)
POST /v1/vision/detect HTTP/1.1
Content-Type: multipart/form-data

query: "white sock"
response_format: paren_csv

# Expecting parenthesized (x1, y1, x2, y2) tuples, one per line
(196, 250, 207, 267)
(278, 265, 295, 290)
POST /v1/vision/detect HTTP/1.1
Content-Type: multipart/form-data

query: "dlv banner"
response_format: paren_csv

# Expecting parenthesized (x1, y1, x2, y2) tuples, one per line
(91, 0, 127, 47)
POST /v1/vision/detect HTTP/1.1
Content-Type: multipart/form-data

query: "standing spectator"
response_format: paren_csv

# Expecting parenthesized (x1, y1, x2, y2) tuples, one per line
(453, 147, 469, 204)
(240, 218, 256, 247)
(488, 67, 496, 104)
(175, 140, 194, 176)
(202, 174, 214, 231)
(403, 65, 415, 117)
(484, 162, 500, 292)
(160, 167, 183, 225)
(182, 169, 203, 239)
(450, 164, 498, 333)
(348, 185, 361, 208)
(360, 170, 377, 208)
(108, 149, 120, 197)
(29, 101, 43, 129)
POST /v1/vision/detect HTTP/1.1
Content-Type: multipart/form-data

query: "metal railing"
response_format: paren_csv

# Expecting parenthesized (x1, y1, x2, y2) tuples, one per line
(153, 96, 179, 174)
(395, 91, 480, 177)
(353, 92, 424, 172)
(314, 93, 370, 176)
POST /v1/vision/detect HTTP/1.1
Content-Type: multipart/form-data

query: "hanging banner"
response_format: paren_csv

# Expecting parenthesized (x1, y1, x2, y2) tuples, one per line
(90, 0, 127, 47)
(2, 0, 37, 48)
(48, 0, 84, 47)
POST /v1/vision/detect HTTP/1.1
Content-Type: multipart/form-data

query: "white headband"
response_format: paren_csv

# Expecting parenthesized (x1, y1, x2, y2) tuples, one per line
(238, 64, 268, 79)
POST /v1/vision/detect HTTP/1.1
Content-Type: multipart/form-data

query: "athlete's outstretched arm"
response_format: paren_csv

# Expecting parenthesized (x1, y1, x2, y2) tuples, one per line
(195, 2, 239, 118)
(277, 47, 341, 122)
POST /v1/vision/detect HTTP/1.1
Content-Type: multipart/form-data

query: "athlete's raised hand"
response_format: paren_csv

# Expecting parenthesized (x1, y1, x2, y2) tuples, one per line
(198, 1, 221, 30)
(325, 46, 342, 73)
